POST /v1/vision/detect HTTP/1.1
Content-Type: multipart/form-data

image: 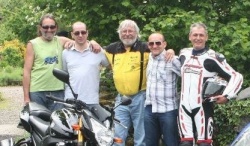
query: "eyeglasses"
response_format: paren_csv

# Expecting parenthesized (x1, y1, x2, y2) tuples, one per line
(73, 31, 87, 36)
(148, 41, 162, 47)
(41, 25, 56, 30)
(121, 29, 135, 34)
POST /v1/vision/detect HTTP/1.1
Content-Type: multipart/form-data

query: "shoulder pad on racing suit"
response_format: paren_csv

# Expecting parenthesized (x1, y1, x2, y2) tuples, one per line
(215, 52, 226, 62)
(206, 48, 225, 63)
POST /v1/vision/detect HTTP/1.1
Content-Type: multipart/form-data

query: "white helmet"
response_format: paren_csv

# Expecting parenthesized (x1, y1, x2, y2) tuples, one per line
(202, 76, 228, 101)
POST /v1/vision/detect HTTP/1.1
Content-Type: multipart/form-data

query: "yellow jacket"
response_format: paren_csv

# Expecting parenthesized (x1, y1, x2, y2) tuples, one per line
(105, 40, 150, 96)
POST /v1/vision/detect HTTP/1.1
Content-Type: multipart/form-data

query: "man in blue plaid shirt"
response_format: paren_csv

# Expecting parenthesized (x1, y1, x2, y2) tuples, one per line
(144, 32, 181, 146)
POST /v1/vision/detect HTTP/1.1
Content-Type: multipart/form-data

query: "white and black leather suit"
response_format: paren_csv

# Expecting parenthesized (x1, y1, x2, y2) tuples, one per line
(178, 47, 243, 145)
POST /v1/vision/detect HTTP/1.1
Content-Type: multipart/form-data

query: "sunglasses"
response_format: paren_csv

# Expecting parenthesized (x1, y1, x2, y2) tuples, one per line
(41, 25, 56, 30)
(73, 31, 87, 36)
(148, 41, 162, 47)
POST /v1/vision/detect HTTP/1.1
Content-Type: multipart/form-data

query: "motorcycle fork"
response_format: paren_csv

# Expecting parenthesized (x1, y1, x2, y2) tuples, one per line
(72, 117, 84, 146)
(78, 118, 84, 143)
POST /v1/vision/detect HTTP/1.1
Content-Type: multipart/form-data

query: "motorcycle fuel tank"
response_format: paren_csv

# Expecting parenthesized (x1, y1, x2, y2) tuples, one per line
(49, 108, 78, 138)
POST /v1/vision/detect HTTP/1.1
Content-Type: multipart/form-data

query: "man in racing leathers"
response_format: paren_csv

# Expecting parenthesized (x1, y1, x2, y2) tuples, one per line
(178, 22, 243, 146)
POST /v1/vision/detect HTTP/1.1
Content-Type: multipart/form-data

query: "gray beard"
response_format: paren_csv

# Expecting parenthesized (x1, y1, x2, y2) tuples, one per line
(121, 38, 137, 47)
(41, 32, 56, 41)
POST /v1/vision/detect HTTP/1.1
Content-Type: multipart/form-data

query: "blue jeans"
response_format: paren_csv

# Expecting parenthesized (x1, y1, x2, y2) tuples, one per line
(30, 90, 64, 111)
(144, 105, 179, 146)
(113, 91, 146, 146)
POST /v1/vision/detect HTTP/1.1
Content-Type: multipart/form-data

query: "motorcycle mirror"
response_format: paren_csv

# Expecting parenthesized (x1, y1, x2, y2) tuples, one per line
(53, 68, 70, 84)
(236, 87, 250, 100)
(52, 68, 78, 99)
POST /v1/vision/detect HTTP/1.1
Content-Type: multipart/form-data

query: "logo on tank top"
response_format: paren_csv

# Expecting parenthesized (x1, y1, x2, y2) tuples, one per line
(44, 55, 58, 64)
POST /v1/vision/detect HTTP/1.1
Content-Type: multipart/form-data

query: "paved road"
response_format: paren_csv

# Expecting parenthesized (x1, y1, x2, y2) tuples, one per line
(0, 86, 26, 141)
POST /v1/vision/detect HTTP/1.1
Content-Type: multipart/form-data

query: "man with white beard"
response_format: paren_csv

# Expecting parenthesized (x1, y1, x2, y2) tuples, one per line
(105, 19, 174, 146)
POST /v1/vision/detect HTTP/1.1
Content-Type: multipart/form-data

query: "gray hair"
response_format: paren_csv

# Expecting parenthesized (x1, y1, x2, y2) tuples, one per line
(37, 13, 58, 36)
(117, 19, 140, 38)
(189, 22, 208, 35)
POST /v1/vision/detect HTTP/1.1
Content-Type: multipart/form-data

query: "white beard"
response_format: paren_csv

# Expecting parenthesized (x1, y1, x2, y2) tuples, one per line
(121, 38, 137, 47)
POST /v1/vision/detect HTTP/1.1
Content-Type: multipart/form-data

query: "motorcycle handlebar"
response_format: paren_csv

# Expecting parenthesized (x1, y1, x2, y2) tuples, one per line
(65, 98, 76, 104)
(74, 100, 87, 110)
(46, 94, 65, 103)
(65, 98, 88, 110)
(46, 95, 86, 106)
(46, 95, 90, 111)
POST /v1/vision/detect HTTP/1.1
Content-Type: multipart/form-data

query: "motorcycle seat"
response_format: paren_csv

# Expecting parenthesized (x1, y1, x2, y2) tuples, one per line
(29, 115, 50, 137)
(29, 102, 52, 121)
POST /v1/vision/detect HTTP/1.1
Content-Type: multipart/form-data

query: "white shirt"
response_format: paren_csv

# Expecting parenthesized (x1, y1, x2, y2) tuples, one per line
(62, 45, 109, 104)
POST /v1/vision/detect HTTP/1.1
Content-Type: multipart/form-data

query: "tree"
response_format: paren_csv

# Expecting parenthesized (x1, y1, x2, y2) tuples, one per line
(0, 0, 51, 43)
(26, 0, 250, 86)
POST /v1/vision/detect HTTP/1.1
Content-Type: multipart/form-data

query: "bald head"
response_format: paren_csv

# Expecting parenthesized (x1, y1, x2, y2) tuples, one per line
(148, 33, 165, 42)
(72, 21, 87, 31)
(147, 32, 167, 57)
(71, 21, 88, 45)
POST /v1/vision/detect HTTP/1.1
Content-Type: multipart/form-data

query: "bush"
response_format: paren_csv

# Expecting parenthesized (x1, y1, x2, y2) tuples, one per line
(0, 24, 17, 44)
(0, 39, 25, 68)
(99, 67, 117, 106)
(213, 98, 250, 145)
(0, 66, 23, 86)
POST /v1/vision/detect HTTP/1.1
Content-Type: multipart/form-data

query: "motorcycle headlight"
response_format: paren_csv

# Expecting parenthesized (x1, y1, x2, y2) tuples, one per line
(90, 118, 114, 146)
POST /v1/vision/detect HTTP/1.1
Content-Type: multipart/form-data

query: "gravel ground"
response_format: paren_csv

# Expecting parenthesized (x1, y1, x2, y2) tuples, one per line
(0, 86, 26, 141)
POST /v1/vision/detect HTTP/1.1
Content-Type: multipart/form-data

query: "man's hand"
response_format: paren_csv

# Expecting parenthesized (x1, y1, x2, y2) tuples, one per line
(165, 49, 175, 62)
(64, 40, 75, 49)
(212, 95, 229, 104)
(90, 40, 101, 53)
(24, 98, 30, 106)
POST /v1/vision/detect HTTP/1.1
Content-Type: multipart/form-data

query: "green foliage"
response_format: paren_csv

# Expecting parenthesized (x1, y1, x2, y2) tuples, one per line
(213, 99, 250, 145)
(0, 24, 18, 44)
(99, 68, 117, 105)
(0, 39, 25, 68)
(0, 39, 25, 86)
(100, 68, 116, 95)
(0, 66, 23, 86)
(0, 0, 51, 43)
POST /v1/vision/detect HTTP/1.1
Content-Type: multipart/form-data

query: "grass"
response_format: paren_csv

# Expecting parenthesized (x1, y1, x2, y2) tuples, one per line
(14, 132, 30, 142)
(0, 92, 9, 110)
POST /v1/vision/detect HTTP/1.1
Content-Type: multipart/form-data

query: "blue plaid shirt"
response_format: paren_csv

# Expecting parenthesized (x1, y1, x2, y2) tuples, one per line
(145, 50, 181, 113)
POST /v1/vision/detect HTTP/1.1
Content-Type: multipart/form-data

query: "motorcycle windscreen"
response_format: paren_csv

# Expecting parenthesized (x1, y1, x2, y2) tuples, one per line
(230, 123, 250, 146)
(89, 104, 111, 122)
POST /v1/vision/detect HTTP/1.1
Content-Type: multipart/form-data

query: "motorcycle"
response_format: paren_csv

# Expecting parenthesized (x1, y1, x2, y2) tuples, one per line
(0, 68, 131, 146)
(229, 87, 250, 146)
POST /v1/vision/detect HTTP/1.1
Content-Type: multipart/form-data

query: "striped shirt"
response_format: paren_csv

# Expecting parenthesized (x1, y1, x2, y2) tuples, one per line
(145, 50, 181, 113)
